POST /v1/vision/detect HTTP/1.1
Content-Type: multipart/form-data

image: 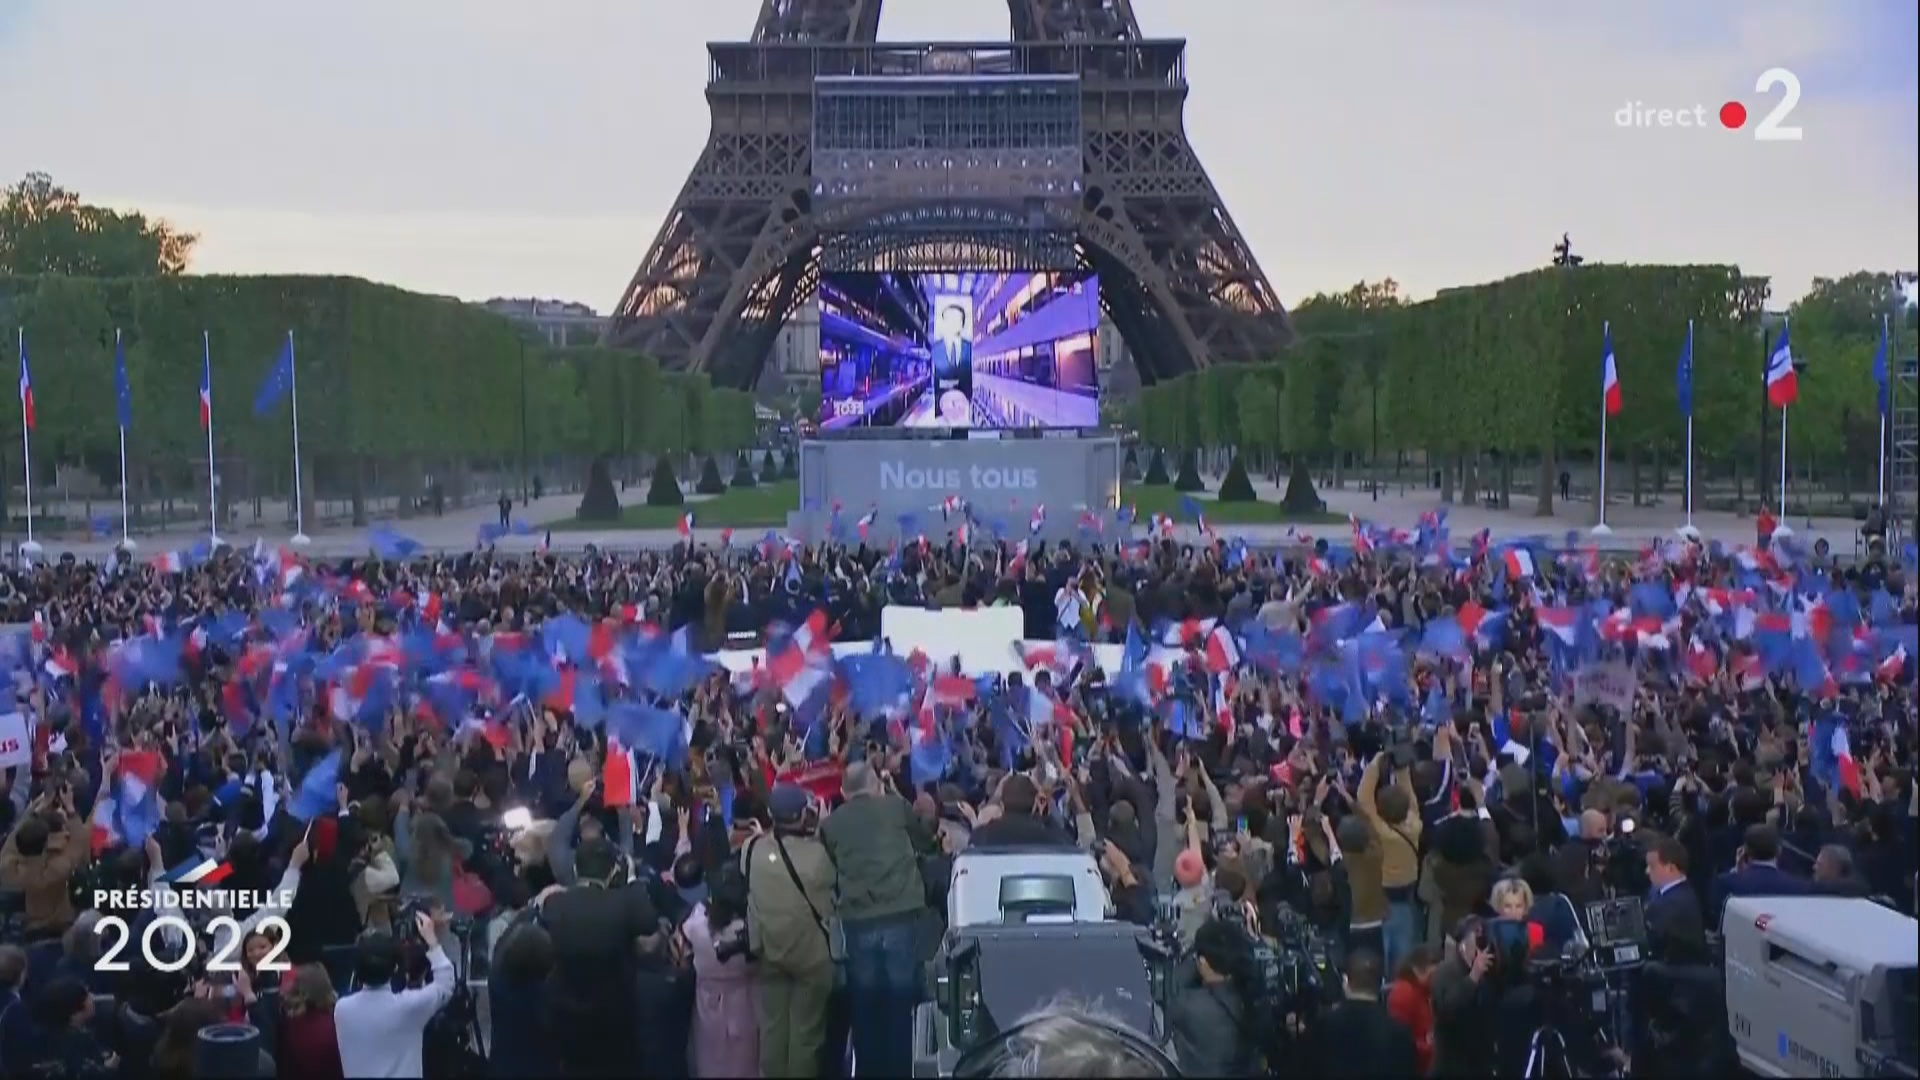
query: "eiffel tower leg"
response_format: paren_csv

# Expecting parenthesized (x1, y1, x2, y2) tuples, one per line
(1081, 122, 1292, 381)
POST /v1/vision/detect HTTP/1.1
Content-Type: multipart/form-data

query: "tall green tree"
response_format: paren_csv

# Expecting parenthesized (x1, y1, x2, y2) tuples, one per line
(0, 173, 197, 277)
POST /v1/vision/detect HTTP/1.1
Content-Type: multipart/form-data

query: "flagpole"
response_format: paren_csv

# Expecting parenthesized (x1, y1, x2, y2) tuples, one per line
(1777, 319, 1790, 514)
(117, 328, 132, 549)
(1778, 405, 1789, 511)
(1684, 318, 1695, 528)
(1877, 313, 1889, 507)
(1595, 319, 1611, 535)
(17, 328, 38, 558)
(288, 330, 310, 545)
(204, 331, 222, 547)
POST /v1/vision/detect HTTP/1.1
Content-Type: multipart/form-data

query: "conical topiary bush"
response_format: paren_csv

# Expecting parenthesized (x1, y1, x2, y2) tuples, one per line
(695, 455, 727, 495)
(1172, 450, 1206, 493)
(1217, 456, 1258, 502)
(1142, 449, 1170, 486)
(645, 456, 684, 507)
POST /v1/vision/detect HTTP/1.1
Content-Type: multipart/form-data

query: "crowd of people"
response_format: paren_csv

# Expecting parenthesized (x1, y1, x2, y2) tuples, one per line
(0, 507, 1912, 1078)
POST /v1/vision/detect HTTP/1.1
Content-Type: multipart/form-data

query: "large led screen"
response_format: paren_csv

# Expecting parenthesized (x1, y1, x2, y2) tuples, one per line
(818, 271, 1103, 430)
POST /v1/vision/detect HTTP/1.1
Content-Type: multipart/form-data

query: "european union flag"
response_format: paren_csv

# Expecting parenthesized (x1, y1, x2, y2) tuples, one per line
(1676, 321, 1693, 419)
(1872, 317, 1888, 417)
(253, 334, 295, 416)
(114, 331, 133, 431)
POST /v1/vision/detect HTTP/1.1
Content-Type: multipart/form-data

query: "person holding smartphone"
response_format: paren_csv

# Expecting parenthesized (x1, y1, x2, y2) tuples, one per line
(1428, 916, 1498, 1076)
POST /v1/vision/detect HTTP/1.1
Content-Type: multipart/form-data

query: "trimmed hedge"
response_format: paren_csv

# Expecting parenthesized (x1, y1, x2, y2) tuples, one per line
(1217, 456, 1257, 502)
(645, 456, 684, 506)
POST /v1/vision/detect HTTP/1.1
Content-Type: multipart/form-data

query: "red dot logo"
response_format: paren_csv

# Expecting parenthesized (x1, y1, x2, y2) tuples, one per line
(1719, 101, 1748, 129)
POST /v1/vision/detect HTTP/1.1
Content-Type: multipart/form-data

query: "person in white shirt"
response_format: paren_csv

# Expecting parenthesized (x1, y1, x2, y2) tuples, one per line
(333, 909, 456, 1078)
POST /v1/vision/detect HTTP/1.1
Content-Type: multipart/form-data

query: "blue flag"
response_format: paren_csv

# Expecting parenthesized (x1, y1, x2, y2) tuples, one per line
(114, 331, 133, 431)
(1676, 321, 1693, 419)
(289, 750, 342, 821)
(1872, 316, 1888, 417)
(254, 334, 295, 416)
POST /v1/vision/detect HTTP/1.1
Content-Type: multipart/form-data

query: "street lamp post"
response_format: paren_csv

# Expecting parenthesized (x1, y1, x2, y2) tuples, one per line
(1552, 233, 1585, 523)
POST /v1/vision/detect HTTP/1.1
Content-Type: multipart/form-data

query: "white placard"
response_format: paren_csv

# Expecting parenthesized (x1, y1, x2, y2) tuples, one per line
(880, 605, 1029, 675)
(0, 712, 32, 769)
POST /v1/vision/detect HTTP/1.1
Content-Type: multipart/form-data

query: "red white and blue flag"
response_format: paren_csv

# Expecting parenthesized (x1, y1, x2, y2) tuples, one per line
(17, 336, 33, 431)
(1766, 322, 1798, 408)
(199, 337, 214, 429)
(1602, 328, 1623, 416)
(162, 857, 235, 887)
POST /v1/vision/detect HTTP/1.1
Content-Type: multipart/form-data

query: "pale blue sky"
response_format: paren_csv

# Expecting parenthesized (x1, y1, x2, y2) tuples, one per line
(1, 0, 1914, 310)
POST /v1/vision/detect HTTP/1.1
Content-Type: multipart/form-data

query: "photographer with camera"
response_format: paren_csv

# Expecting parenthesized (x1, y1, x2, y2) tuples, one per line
(746, 783, 838, 1079)
(333, 908, 456, 1078)
(685, 861, 758, 1077)
(1301, 948, 1418, 1077)
(0, 782, 88, 942)
(540, 834, 661, 1075)
(1166, 917, 1261, 1077)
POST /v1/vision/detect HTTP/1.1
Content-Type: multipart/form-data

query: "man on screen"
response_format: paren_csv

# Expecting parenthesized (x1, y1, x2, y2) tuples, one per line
(930, 302, 973, 425)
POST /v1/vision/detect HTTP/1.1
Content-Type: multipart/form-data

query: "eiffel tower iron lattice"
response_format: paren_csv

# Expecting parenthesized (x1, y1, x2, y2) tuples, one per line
(605, 0, 1293, 390)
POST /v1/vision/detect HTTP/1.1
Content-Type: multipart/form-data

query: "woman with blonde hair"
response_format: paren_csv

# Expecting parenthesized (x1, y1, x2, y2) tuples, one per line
(278, 963, 346, 1080)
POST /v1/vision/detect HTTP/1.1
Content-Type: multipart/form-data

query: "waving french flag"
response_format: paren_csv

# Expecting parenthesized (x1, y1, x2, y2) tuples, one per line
(1601, 327, 1623, 416)
(1766, 322, 1798, 408)
(199, 337, 214, 429)
(17, 335, 34, 431)
(677, 512, 694, 539)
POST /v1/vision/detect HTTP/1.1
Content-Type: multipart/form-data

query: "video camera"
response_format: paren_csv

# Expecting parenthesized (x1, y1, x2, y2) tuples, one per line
(1591, 815, 1650, 898)
(1215, 901, 1336, 1019)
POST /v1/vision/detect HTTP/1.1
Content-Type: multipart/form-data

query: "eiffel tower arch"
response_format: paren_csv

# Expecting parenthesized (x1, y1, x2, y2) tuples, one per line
(604, 0, 1293, 390)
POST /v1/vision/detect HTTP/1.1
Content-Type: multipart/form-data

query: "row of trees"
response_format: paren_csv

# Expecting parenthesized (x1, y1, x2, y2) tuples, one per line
(1130, 268, 1913, 513)
(0, 274, 757, 519)
(0, 173, 764, 525)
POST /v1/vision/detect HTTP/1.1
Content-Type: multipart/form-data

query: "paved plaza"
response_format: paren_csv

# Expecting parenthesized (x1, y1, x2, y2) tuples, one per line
(9, 472, 1874, 562)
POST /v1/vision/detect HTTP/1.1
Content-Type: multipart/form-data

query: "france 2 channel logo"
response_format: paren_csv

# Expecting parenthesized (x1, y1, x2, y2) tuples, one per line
(92, 859, 296, 974)
(1614, 67, 1804, 142)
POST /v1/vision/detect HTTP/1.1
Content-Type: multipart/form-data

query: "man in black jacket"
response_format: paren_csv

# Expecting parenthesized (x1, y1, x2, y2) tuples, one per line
(971, 774, 1073, 847)
(1304, 949, 1418, 1077)
(542, 837, 660, 1075)
(1167, 920, 1259, 1076)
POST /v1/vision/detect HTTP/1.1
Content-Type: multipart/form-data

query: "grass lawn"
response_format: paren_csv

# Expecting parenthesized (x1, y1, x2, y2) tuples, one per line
(548, 480, 800, 531)
(549, 478, 1341, 531)
(1123, 484, 1345, 525)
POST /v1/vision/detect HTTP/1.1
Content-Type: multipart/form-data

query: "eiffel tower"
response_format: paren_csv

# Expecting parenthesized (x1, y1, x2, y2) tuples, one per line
(604, 0, 1293, 390)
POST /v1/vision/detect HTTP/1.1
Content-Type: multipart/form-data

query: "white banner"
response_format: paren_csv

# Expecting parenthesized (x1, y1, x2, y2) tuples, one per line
(1573, 661, 1636, 713)
(0, 712, 32, 769)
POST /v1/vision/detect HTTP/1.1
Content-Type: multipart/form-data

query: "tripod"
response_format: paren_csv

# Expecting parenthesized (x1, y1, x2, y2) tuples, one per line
(1522, 1023, 1572, 1079)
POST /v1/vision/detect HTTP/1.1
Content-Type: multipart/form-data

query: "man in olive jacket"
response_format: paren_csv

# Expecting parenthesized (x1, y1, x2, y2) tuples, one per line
(820, 762, 937, 1078)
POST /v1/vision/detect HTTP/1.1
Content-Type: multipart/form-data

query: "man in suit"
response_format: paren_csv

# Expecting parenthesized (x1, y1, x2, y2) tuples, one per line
(1304, 949, 1420, 1076)
(1643, 833, 1709, 965)
(1811, 843, 1873, 898)
(1710, 823, 1809, 927)
(929, 303, 973, 423)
